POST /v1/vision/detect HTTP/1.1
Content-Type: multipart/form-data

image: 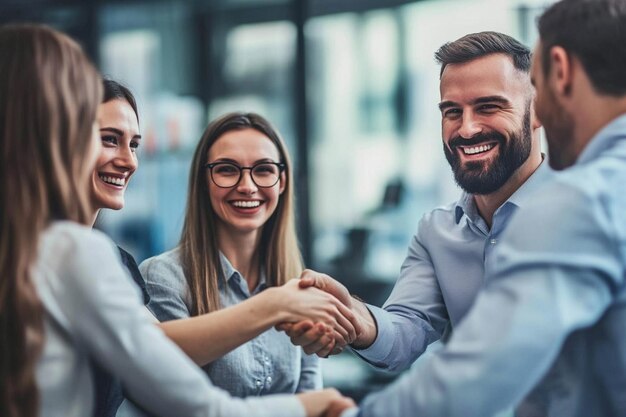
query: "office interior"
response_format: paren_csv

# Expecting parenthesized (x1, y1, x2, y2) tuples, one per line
(1, 0, 554, 401)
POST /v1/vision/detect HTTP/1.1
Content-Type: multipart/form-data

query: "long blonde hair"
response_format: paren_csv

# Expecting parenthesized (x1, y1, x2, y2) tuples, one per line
(0, 24, 101, 417)
(180, 112, 303, 315)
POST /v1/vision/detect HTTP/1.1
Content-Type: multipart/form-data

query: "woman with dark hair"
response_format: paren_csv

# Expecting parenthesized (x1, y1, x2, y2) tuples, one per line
(0, 23, 352, 417)
(140, 112, 356, 399)
(90, 79, 149, 417)
(91, 79, 147, 302)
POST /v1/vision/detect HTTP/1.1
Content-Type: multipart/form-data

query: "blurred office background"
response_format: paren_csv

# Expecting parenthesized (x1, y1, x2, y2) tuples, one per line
(1, 0, 554, 400)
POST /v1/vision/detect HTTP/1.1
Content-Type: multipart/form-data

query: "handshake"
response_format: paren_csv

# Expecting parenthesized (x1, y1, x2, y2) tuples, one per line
(272, 269, 377, 358)
(265, 269, 378, 417)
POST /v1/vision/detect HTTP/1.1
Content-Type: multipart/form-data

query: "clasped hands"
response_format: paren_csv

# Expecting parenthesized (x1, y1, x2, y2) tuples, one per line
(276, 269, 371, 358)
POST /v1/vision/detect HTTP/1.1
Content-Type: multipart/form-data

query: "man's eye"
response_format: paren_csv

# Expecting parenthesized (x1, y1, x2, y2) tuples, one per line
(443, 109, 461, 117)
(478, 104, 499, 112)
(130, 140, 140, 152)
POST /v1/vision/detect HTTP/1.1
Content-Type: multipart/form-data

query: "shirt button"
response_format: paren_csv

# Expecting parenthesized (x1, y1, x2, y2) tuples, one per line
(490, 239, 497, 245)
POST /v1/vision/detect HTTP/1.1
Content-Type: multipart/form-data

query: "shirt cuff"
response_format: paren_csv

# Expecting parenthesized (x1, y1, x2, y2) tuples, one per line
(350, 304, 394, 364)
(340, 406, 360, 417)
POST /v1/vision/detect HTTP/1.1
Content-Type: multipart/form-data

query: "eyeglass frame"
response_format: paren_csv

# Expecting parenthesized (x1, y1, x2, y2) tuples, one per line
(204, 161, 286, 188)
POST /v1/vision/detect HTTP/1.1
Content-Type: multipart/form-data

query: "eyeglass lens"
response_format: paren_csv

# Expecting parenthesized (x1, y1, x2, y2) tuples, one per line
(210, 162, 281, 188)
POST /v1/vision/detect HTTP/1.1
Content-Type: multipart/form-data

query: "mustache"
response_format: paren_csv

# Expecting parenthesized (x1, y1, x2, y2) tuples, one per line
(448, 132, 505, 149)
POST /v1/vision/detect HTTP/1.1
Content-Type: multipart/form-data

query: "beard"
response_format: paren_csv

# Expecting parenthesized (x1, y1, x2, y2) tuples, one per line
(443, 107, 532, 195)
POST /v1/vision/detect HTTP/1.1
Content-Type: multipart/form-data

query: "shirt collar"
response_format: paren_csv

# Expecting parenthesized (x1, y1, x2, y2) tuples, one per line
(576, 114, 626, 165)
(454, 156, 554, 224)
(505, 158, 554, 208)
(455, 192, 475, 224)
(218, 252, 267, 289)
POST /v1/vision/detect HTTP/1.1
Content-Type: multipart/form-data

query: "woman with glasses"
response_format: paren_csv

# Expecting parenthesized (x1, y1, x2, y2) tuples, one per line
(88, 94, 356, 415)
(139, 112, 353, 398)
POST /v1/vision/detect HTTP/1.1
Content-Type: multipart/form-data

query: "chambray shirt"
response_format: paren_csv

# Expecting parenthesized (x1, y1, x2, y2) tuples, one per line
(346, 115, 626, 417)
(354, 160, 553, 371)
(34, 222, 304, 417)
(141, 248, 321, 397)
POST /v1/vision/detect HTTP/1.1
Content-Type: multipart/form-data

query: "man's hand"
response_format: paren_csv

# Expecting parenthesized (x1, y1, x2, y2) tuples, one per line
(276, 269, 378, 357)
(276, 320, 342, 357)
(299, 269, 353, 308)
(272, 279, 359, 344)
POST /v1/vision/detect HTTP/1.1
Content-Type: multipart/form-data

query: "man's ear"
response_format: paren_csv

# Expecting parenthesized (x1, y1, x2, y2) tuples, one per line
(549, 45, 573, 97)
(531, 94, 542, 130)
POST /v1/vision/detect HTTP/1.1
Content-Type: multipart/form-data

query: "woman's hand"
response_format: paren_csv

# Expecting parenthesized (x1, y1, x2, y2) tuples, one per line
(276, 270, 378, 357)
(297, 388, 356, 417)
(269, 279, 361, 345)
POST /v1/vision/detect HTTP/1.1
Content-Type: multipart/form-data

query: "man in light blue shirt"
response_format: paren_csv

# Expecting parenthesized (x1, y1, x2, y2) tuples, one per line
(281, 32, 551, 365)
(332, 0, 626, 415)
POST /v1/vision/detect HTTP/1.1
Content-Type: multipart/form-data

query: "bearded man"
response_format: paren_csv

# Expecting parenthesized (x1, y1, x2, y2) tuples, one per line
(280, 31, 552, 369)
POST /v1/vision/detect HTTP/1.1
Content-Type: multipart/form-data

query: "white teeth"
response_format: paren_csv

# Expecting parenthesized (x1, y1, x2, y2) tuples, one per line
(232, 201, 261, 208)
(100, 175, 126, 186)
(463, 143, 495, 155)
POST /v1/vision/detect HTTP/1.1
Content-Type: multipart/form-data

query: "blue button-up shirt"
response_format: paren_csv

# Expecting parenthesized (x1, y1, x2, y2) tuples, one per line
(354, 161, 553, 371)
(347, 115, 626, 417)
(141, 249, 321, 397)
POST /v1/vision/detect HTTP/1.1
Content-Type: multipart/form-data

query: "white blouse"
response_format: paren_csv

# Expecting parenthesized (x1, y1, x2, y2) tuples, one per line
(33, 221, 304, 417)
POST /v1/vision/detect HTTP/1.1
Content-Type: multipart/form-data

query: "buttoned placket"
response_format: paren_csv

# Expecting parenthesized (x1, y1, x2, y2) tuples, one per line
(483, 203, 517, 282)
(229, 270, 276, 394)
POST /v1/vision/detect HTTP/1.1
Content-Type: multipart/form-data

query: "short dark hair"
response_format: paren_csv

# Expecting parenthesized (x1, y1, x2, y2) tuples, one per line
(538, 0, 626, 96)
(435, 31, 531, 77)
(102, 78, 139, 123)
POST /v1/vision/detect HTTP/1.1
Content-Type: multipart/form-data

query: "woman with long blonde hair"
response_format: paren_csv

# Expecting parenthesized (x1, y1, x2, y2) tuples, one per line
(0, 23, 352, 417)
(141, 113, 356, 396)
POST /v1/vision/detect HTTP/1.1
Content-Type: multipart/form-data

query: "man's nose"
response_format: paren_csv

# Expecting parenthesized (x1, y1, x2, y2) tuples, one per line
(458, 112, 483, 139)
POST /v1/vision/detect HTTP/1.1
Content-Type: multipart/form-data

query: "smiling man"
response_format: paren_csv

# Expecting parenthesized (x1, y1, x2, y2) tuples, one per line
(328, 0, 626, 416)
(281, 32, 553, 371)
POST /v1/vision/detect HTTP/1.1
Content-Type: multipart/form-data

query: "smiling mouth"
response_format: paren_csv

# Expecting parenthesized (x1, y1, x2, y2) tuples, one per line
(99, 174, 126, 187)
(231, 200, 261, 208)
(458, 142, 497, 156)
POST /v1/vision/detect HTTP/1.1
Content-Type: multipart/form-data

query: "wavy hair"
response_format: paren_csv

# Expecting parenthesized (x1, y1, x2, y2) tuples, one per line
(180, 112, 303, 315)
(0, 24, 101, 417)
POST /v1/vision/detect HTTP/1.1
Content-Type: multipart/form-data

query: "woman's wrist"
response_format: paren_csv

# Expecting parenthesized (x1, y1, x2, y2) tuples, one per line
(256, 286, 291, 325)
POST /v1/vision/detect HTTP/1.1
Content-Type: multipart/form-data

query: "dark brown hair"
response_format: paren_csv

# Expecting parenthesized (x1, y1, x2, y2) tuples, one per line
(103, 78, 139, 123)
(538, 0, 626, 96)
(435, 31, 531, 77)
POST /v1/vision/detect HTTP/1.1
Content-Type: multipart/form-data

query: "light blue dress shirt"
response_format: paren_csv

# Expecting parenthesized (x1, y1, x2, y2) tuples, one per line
(348, 115, 626, 417)
(354, 161, 553, 371)
(141, 248, 321, 397)
(34, 222, 304, 417)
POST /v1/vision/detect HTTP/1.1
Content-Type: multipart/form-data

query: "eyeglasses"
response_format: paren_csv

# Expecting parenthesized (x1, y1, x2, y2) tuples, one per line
(205, 161, 286, 188)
